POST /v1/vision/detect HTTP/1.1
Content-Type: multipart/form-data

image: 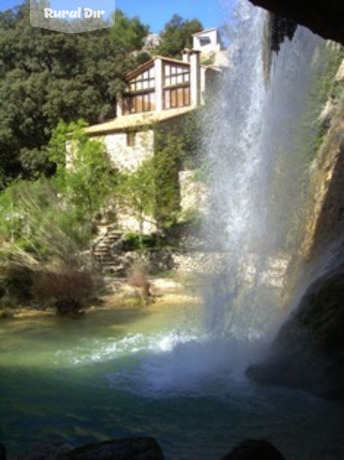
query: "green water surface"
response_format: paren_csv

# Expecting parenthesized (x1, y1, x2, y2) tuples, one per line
(0, 301, 343, 460)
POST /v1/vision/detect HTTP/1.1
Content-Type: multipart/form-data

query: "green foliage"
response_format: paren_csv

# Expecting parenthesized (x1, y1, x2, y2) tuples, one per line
(110, 9, 149, 52)
(153, 112, 205, 227)
(47, 120, 87, 167)
(0, 262, 36, 305)
(0, 124, 107, 310)
(157, 14, 203, 58)
(267, 44, 344, 252)
(153, 130, 182, 228)
(123, 232, 157, 250)
(0, 2, 144, 180)
(115, 112, 204, 234)
(315, 45, 344, 103)
(55, 124, 117, 222)
(178, 207, 203, 226)
(116, 157, 156, 237)
(179, 110, 205, 169)
(293, 44, 344, 171)
(0, 122, 116, 262)
(0, 179, 86, 261)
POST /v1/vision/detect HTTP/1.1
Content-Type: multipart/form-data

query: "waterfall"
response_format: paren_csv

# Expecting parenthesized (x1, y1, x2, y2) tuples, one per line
(202, 0, 324, 340)
(105, 1, 332, 397)
(105, 0, 333, 398)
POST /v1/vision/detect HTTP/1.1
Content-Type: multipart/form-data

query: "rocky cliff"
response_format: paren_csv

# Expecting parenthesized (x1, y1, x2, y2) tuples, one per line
(247, 267, 344, 400)
(247, 47, 344, 399)
(302, 56, 344, 259)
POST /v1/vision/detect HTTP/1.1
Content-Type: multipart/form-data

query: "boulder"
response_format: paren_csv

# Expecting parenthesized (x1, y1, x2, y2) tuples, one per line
(0, 443, 6, 460)
(19, 437, 73, 459)
(247, 269, 344, 400)
(222, 439, 286, 459)
(20, 437, 164, 460)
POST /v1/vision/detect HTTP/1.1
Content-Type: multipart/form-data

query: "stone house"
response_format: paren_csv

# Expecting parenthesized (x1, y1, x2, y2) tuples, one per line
(84, 29, 224, 232)
(85, 51, 219, 168)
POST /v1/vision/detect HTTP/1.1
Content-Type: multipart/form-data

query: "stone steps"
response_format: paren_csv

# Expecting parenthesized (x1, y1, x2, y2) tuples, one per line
(92, 229, 123, 272)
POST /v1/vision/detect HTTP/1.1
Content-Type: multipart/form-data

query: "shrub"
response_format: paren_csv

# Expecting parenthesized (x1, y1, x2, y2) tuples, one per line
(0, 262, 36, 305)
(0, 294, 17, 310)
(126, 260, 152, 303)
(32, 265, 95, 316)
(123, 232, 157, 250)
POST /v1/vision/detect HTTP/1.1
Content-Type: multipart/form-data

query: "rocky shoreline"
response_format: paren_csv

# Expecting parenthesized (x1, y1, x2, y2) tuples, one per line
(0, 274, 201, 320)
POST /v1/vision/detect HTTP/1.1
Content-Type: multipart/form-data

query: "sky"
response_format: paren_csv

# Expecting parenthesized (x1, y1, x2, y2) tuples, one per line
(0, 0, 236, 33)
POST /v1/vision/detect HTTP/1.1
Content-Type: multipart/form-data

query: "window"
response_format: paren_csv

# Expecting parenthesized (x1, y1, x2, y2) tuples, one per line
(164, 86, 190, 109)
(164, 63, 190, 87)
(122, 92, 156, 115)
(123, 66, 156, 115)
(127, 131, 136, 147)
(129, 67, 155, 92)
(199, 36, 211, 46)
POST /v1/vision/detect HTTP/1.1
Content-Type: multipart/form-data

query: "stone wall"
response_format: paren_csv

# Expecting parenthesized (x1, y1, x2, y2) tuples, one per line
(89, 129, 155, 233)
(178, 170, 208, 215)
(103, 129, 154, 172)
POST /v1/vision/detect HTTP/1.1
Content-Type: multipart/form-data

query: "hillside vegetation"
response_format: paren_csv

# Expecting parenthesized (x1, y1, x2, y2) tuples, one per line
(0, 1, 204, 314)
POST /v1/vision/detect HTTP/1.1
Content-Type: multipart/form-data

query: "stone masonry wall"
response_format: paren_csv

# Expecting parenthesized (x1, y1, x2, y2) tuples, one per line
(103, 129, 154, 172)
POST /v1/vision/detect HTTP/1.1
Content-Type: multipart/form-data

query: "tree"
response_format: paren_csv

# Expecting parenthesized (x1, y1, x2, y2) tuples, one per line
(0, 2, 142, 181)
(115, 113, 205, 237)
(116, 158, 156, 243)
(110, 9, 149, 53)
(52, 121, 118, 223)
(157, 15, 203, 58)
(153, 130, 182, 229)
(0, 121, 117, 261)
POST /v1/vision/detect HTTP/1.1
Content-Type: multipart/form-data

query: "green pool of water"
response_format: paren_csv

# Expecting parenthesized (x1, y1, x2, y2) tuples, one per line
(0, 302, 343, 459)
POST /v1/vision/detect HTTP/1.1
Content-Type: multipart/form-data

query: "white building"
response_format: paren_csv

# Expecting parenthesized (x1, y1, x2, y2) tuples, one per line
(85, 47, 222, 171)
(192, 28, 222, 54)
(83, 29, 226, 231)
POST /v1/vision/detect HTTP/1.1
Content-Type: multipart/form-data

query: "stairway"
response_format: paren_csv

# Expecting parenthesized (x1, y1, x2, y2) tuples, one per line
(92, 228, 123, 272)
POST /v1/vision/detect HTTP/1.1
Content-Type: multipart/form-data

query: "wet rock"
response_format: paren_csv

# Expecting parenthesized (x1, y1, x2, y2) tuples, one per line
(58, 437, 164, 460)
(266, 13, 297, 53)
(311, 447, 344, 460)
(20, 437, 164, 460)
(222, 439, 286, 459)
(0, 443, 6, 460)
(249, 0, 344, 45)
(20, 437, 73, 459)
(247, 269, 344, 400)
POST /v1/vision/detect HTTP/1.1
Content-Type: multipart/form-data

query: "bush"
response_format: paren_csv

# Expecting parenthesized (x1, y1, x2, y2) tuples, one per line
(0, 294, 17, 310)
(0, 262, 36, 305)
(123, 232, 157, 250)
(32, 265, 95, 316)
(126, 260, 152, 302)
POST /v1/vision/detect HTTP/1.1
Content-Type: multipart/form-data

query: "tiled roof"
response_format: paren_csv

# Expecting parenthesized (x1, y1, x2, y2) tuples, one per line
(85, 106, 196, 136)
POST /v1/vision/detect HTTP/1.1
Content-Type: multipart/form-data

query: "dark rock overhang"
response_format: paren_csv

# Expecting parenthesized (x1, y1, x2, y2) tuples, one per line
(249, 0, 344, 45)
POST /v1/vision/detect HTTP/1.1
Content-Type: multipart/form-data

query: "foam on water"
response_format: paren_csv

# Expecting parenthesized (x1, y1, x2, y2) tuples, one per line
(54, 326, 265, 397)
(105, 333, 261, 398)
